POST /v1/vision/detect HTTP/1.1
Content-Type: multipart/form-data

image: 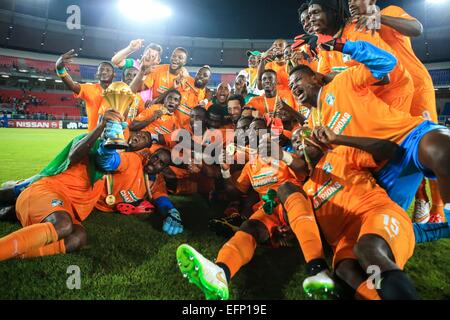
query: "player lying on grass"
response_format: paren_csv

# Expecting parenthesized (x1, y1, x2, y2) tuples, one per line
(288, 39, 450, 224)
(274, 126, 418, 300)
(176, 118, 335, 300)
(0, 114, 183, 236)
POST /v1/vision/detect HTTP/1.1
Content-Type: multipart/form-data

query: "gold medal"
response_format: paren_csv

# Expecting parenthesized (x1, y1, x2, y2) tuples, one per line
(106, 195, 116, 206)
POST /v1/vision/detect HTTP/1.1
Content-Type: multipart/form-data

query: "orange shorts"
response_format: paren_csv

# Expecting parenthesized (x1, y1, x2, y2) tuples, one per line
(410, 87, 438, 122)
(332, 204, 415, 269)
(249, 204, 287, 237)
(15, 181, 81, 227)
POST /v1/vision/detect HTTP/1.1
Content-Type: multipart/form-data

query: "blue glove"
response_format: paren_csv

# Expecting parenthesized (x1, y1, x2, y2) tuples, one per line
(162, 208, 184, 236)
(96, 141, 121, 171)
(104, 120, 128, 140)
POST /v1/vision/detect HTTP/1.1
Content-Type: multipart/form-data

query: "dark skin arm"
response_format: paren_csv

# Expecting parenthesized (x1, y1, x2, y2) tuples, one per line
(313, 126, 400, 163)
(258, 133, 310, 176)
(220, 152, 247, 200)
(381, 15, 423, 38)
(129, 109, 164, 131)
(256, 46, 275, 91)
(68, 110, 122, 164)
(55, 49, 81, 94)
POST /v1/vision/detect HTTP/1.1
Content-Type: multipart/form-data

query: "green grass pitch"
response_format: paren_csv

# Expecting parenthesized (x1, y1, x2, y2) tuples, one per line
(0, 128, 449, 300)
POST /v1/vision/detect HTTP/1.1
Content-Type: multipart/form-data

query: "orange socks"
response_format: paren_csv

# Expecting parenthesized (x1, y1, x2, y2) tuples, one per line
(0, 222, 58, 261)
(429, 180, 444, 217)
(216, 231, 256, 279)
(20, 240, 66, 259)
(355, 281, 381, 300)
(284, 192, 324, 263)
(415, 179, 429, 202)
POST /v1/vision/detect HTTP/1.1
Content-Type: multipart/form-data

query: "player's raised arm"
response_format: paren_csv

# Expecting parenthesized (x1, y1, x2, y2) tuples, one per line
(313, 126, 400, 163)
(321, 39, 397, 85)
(69, 110, 123, 165)
(55, 49, 81, 94)
(111, 39, 144, 68)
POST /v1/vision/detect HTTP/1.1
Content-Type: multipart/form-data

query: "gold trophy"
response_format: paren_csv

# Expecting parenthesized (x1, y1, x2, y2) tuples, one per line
(102, 81, 136, 149)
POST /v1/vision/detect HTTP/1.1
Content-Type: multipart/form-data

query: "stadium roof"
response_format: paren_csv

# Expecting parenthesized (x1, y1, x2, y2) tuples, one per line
(0, 0, 449, 66)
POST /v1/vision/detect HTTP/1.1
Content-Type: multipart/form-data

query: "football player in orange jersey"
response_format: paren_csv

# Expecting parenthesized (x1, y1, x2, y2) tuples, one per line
(348, 0, 445, 223)
(277, 126, 418, 300)
(176, 118, 333, 300)
(55, 50, 116, 132)
(288, 40, 450, 230)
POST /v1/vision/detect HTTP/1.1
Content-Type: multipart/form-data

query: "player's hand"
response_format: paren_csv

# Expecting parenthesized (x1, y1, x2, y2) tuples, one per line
(151, 109, 164, 121)
(198, 99, 208, 107)
(313, 126, 337, 145)
(128, 39, 144, 52)
(261, 46, 275, 62)
(354, 5, 381, 35)
(187, 163, 202, 174)
(219, 149, 231, 171)
(318, 35, 347, 52)
(56, 49, 77, 69)
(102, 109, 123, 124)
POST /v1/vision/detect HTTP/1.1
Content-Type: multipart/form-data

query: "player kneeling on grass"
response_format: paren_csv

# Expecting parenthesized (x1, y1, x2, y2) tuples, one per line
(176, 118, 335, 300)
(285, 126, 418, 300)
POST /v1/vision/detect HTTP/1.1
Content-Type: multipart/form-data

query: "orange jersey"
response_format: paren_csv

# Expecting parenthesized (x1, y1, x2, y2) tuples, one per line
(303, 147, 413, 265)
(317, 23, 414, 113)
(265, 61, 290, 91)
(307, 64, 424, 144)
(247, 89, 299, 118)
(235, 155, 302, 197)
(96, 152, 167, 212)
(143, 64, 178, 97)
(134, 104, 182, 138)
(379, 5, 436, 118)
(177, 77, 206, 128)
(32, 160, 105, 222)
(75, 83, 105, 132)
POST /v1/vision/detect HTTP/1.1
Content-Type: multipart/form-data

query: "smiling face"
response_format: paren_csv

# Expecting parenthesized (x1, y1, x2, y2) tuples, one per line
(97, 63, 115, 83)
(309, 3, 335, 35)
(348, 0, 373, 17)
(144, 149, 171, 175)
(216, 83, 230, 104)
(163, 91, 181, 113)
(227, 99, 243, 124)
(194, 67, 211, 89)
(170, 49, 188, 72)
(127, 131, 152, 152)
(122, 67, 139, 85)
(248, 54, 259, 68)
(289, 69, 321, 108)
(300, 9, 314, 34)
(262, 71, 277, 95)
(272, 39, 288, 61)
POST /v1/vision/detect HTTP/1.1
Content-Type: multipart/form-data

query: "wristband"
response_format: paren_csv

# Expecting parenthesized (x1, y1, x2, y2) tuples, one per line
(282, 151, 294, 166)
(221, 169, 231, 179)
(55, 67, 68, 78)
